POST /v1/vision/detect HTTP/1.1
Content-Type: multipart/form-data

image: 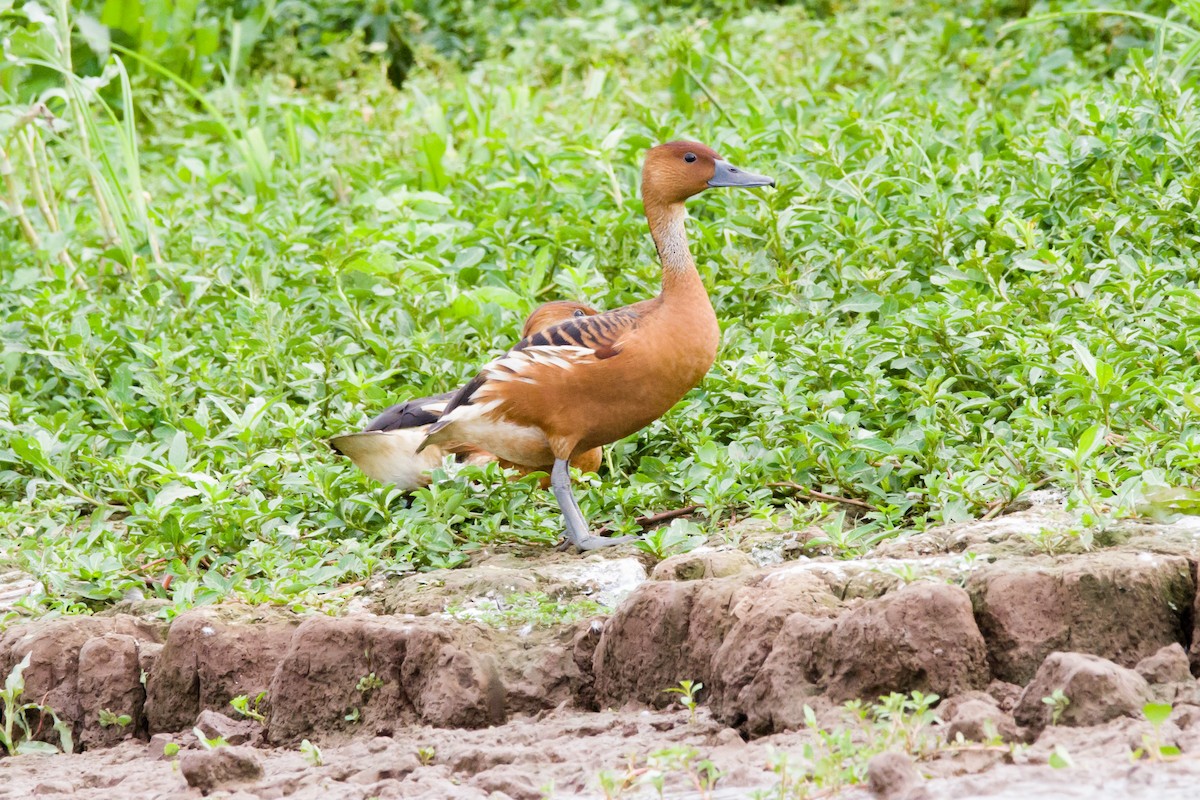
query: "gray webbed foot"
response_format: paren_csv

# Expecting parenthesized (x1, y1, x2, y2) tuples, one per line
(550, 458, 640, 553)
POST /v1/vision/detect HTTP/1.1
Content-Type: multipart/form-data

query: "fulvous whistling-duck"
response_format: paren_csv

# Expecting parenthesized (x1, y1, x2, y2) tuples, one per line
(330, 301, 603, 490)
(419, 141, 774, 550)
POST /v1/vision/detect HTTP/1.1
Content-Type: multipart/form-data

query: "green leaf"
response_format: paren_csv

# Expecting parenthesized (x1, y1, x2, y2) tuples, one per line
(15, 740, 60, 756)
(76, 14, 111, 57)
(468, 286, 523, 309)
(1069, 340, 1097, 382)
(1048, 745, 1073, 769)
(5, 653, 30, 695)
(52, 716, 74, 753)
(836, 292, 883, 314)
(153, 483, 201, 509)
(1093, 360, 1114, 392)
(4, 23, 57, 61)
(1143, 702, 1172, 726)
(1074, 424, 1106, 463)
(11, 437, 52, 474)
(167, 431, 189, 472)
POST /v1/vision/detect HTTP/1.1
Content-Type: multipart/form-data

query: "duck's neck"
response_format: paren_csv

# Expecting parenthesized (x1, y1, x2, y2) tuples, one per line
(646, 201, 705, 302)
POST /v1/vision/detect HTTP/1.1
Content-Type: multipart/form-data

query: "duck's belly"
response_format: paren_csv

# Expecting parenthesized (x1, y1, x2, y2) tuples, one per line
(449, 411, 554, 467)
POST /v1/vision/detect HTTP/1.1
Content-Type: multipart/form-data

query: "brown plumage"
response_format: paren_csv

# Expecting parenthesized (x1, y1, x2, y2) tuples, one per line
(420, 141, 773, 549)
(330, 300, 602, 489)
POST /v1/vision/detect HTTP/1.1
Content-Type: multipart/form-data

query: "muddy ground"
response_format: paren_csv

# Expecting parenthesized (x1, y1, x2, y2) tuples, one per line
(4, 494, 1200, 798)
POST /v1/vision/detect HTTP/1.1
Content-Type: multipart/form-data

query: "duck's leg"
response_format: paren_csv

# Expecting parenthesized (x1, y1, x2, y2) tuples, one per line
(551, 458, 637, 551)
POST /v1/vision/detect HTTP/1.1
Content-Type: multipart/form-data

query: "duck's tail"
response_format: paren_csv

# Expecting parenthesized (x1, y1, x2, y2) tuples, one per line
(329, 428, 445, 490)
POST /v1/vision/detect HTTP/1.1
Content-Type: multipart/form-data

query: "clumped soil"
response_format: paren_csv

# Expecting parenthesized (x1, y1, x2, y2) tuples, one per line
(3, 498, 1200, 799)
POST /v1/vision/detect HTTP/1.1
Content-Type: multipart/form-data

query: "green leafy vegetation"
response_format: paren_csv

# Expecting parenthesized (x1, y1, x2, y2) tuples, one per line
(0, 654, 74, 755)
(752, 692, 957, 798)
(592, 691, 979, 799)
(3, 0, 1200, 616)
(631, 519, 705, 559)
(596, 744, 723, 799)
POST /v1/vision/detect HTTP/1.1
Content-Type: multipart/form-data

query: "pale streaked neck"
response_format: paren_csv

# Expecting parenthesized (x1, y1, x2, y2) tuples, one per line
(646, 202, 701, 299)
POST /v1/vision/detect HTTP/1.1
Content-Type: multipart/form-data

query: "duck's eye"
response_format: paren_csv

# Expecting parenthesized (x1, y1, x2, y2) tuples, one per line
(684, 152, 697, 163)
(573, 309, 586, 317)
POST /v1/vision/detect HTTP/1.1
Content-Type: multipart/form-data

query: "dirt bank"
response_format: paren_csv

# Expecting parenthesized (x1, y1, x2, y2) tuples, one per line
(2, 499, 1200, 798)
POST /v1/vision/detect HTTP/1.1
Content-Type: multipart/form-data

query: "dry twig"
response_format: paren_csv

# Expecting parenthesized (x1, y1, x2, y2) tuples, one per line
(768, 481, 873, 509)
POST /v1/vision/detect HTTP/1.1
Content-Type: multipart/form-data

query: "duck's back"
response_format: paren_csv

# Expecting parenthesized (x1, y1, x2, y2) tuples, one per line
(364, 391, 455, 432)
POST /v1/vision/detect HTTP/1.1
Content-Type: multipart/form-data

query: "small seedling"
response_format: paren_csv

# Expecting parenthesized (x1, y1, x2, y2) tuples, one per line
(1048, 744, 1073, 769)
(595, 767, 638, 800)
(882, 562, 921, 585)
(192, 727, 227, 750)
(229, 691, 266, 722)
(98, 708, 133, 728)
(802, 512, 889, 560)
(632, 520, 704, 560)
(872, 691, 941, 755)
(1042, 689, 1070, 725)
(664, 680, 703, 724)
(1022, 527, 1072, 556)
(300, 738, 323, 766)
(645, 746, 722, 799)
(357, 673, 384, 694)
(694, 759, 721, 796)
(344, 707, 361, 723)
(163, 742, 181, 758)
(417, 746, 436, 765)
(1136, 702, 1181, 762)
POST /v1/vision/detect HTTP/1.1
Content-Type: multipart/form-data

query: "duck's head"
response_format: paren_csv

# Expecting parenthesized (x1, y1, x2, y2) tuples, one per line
(522, 300, 598, 338)
(642, 141, 774, 206)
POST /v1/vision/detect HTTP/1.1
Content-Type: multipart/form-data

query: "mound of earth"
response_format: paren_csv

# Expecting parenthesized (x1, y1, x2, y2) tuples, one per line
(2, 500, 1200, 798)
